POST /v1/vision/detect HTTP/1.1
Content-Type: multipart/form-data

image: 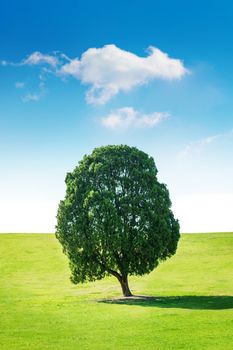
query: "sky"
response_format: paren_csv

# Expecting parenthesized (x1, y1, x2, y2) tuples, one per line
(0, 0, 233, 233)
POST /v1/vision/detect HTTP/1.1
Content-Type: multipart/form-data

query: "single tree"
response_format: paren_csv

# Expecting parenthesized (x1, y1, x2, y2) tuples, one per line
(56, 145, 180, 297)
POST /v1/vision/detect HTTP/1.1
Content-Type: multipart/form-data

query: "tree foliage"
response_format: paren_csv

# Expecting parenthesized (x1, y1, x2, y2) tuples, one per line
(56, 145, 180, 296)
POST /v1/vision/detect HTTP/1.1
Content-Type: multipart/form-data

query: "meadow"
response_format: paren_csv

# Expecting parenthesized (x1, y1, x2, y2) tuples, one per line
(0, 232, 232, 349)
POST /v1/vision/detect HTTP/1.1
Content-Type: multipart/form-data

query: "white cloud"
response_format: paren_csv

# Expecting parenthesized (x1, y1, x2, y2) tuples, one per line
(21, 74, 47, 102)
(178, 129, 233, 158)
(0, 44, 188, 104)
(60, 44, 188, 104)
(101, 107, 169, 130)
(22, 93, 41, 102)
(60, 57, 80, 76)
(15, 81, 25, 89)
(179, 134, 222, 157)
(0, 59, 19, 67)
(23, 51, 58, 67)
(1, 45, 188, 105)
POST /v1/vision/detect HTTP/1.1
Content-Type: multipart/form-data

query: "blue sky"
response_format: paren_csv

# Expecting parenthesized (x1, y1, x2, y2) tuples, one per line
(0, 0, 233, 232)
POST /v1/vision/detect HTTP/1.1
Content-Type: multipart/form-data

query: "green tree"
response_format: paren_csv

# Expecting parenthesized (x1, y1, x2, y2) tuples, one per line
(56, 145, 180, 297)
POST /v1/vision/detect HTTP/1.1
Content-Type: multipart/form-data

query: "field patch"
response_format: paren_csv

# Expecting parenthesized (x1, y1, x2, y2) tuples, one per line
(0, 233, 232, 349)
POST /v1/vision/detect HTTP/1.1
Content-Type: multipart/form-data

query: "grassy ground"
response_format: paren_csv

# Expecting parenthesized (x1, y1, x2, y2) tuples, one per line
(0, 232, 232, 349)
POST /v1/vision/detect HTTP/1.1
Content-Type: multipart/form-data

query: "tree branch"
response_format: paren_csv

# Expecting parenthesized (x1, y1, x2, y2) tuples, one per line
(107, 268, 122, 281)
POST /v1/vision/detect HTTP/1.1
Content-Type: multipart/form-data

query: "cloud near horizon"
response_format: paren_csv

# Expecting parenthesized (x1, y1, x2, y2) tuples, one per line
(60, 44, 188, 104)
(179, 129, 233, 157)
(101, 107, 169, 130)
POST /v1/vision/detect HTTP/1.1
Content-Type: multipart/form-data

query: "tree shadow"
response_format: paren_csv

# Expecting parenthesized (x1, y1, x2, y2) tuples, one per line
(98, 295, 233, 310)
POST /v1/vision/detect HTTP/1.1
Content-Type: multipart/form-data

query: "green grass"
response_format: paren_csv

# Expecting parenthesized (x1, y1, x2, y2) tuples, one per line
(0, 233, 232, 349)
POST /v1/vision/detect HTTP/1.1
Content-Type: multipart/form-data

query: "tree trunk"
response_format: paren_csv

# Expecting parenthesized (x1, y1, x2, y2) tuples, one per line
(119, 275, 132, 297)
(108, 269, 133, 297)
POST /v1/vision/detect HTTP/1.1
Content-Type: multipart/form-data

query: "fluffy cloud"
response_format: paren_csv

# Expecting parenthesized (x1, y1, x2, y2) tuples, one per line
(1, 45, 188, 105)
(101, 107, 169, 130)
(23, 51, 58, 67)
(60, 44, 188, 104)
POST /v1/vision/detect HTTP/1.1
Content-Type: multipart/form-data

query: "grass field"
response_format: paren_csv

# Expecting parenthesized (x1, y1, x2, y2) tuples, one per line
(0, 233, 232, 349)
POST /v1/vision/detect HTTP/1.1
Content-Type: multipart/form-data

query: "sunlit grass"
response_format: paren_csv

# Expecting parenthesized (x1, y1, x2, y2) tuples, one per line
(0, 232, 232, 349)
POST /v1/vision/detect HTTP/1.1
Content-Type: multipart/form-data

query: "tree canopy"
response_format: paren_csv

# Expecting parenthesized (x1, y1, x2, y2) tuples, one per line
(56, 145, 180, 296)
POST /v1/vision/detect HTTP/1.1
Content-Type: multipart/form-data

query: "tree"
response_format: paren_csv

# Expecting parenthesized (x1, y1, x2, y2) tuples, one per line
(56, 145, 180, 297)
